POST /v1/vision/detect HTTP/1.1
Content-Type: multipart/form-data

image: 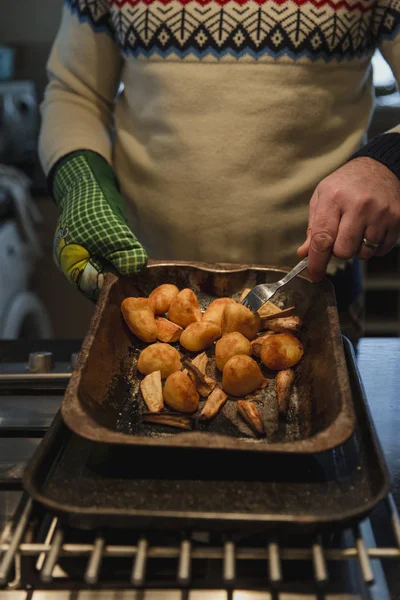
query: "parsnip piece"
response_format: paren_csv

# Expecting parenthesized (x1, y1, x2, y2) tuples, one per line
(199, 387, 228, 421)
(191, 352, 208, 375)
(262, 316, 302, 335)
(251, 332, 276, 358)
(238, 288, 251, 303)
(149, 284, 179, 315)
(156, 317, 183, 343)
(222, 355, 268, 397)
(260, 333, 304, 370)
(183, 359, 216, 398)
(215, 332, 252, 371)
(275, 369, 295, 416)
(168, 289, 202, 328)
(143, 413, 192, 430)
(140, 371, 164, 413)
(203, 298, 235, 328)
(180, 321, 221, 352)
(260, 306, 296, 321)
(221, 303, 261, 340)
(164, 371, 200, 413)
(257, 300, 282, 318)
(137, 343, 182, 379)
(237, 400, 265, 437)
(121, 297, 157, 343)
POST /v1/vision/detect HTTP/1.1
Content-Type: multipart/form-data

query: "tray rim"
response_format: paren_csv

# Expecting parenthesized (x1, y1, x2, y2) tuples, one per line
(22, 338, 391, 531)
(61, 260, 356, 454)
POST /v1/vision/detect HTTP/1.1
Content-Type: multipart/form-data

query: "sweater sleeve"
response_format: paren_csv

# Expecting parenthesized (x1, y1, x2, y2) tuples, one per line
(350, 3, 400, 178)
(38, 0, 122, 176)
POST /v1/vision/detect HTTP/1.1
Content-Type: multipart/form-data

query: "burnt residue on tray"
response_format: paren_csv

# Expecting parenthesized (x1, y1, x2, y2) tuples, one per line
(61, 262, 355, 454)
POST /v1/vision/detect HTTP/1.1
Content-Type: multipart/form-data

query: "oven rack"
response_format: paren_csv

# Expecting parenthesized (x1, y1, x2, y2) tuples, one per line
(0, 494, 399, 589)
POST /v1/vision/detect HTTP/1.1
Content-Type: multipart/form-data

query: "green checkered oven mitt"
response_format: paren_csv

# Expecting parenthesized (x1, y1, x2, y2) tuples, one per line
(52, 150, 147, 301)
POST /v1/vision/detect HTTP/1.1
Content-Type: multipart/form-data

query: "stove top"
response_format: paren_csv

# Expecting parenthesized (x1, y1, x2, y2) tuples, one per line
(0, 339, 398, 599)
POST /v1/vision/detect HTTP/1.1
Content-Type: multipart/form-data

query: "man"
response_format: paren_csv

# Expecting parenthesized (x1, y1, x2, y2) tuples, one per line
(39, 0, 400, 343)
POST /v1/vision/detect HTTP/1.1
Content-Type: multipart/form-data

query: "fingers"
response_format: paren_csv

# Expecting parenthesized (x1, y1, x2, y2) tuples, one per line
(375, 229, 399, 257)
(306, 201, 341, 282)
(356, 225, 385, 260)
(106, 244, 148, 275)
(332, 212, 365, 260)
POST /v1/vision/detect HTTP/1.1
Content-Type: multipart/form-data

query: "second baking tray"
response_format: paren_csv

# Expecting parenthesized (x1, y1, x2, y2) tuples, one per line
(22, 338, 390, 533)
(61, 261, 355, 454)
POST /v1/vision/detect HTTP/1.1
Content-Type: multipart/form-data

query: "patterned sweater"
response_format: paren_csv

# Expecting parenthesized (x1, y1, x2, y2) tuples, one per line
(39, 0, 400, 271)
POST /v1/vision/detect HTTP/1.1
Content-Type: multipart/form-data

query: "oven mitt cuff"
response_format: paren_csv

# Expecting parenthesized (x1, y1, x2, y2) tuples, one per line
(51, 150, 147, 301)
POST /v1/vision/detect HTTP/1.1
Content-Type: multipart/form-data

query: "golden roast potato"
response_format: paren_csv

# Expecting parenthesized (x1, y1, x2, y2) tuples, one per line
(163, 371, 200, 413)
(260, 333, 304, 370)
(215, 332, 252, 371)
(168, 289, 202, 328)
(155, 317, 183, 343)
(251, 332, 275, 358)
(121, 297, 157, 343)
(221, 303, 261, 340)
(203, 298, 235, 328)
(222, 355, 267, 397)
(149, 284, 179, 316)
(137, 343, 182, 379)
(180, 321, 221, 352)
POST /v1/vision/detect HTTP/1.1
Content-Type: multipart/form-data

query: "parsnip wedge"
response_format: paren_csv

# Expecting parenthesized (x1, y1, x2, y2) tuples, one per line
(140, 370, 164, 413)
(198, 387, 228, 422)
(237, 400, 265, 437)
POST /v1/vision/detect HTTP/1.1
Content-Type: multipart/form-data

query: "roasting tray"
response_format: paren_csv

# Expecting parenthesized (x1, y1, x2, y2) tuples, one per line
(23, 339, 390, 533)
(61, 261, 355, 454)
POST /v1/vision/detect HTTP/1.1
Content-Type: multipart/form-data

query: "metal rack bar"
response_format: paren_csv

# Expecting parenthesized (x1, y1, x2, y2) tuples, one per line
(131, 537, 148, 586)
(354, 526, 374, 584)
(84, 535, 105, 585)
(0, 497, 32, 585)
(268, 542, 282, 584)
(311, 537, 328, 584)
(178, 539, 191, 585)
(41, 526, 63, 583)
(223, 541, 235, 582)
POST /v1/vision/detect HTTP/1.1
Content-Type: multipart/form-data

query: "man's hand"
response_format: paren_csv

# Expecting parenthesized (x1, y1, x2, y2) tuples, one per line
(52, 150, 147, 301)
(297, 157, 400, 281)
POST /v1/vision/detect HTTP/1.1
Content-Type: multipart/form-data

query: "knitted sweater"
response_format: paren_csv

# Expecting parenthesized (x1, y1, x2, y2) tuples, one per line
(39, 0, 400, 271)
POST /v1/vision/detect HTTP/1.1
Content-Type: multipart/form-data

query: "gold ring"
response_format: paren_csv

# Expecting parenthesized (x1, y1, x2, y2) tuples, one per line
(362, 237, 380, 250)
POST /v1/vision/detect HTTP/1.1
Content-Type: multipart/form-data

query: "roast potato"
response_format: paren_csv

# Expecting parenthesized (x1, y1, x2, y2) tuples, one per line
(180, 321, 221, 352)
(260, 333, 304, 370)
(121, 297, 157, 343)
(164, 371, 200, 413)
(137, 343, 182, 379)
(203, 298, 235, 328)
(221, 303, 261, 340)
(168, 289, 202, 328)
(222, 355, 268, 397)
(156, 317, 183, 343)
(149, 284, 179, 316)
(215, 332, 252, 371)
(251, 332, 275, 358)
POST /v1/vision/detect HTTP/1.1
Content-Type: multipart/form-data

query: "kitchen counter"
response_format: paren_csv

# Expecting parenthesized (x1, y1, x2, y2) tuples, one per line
(0, 336, 399, 598)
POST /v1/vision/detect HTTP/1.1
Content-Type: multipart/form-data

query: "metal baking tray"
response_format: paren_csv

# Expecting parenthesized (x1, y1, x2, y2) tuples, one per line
(22, 338, 390, 533)
(61, 261, 355, 454)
